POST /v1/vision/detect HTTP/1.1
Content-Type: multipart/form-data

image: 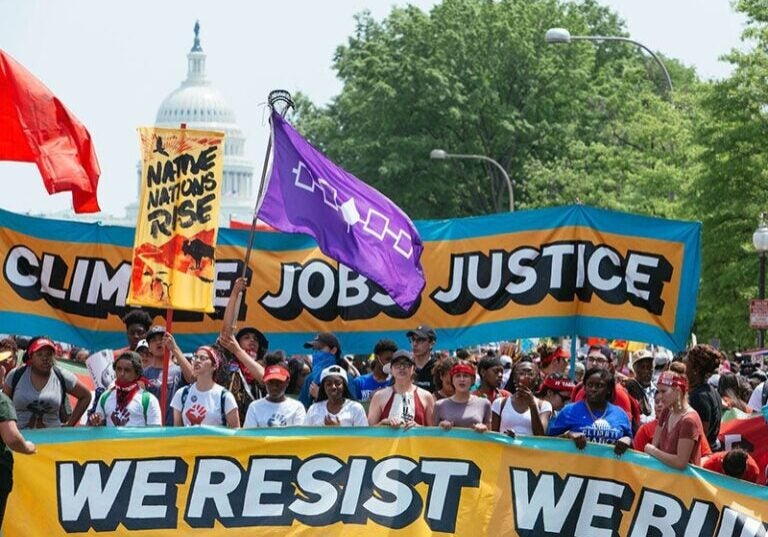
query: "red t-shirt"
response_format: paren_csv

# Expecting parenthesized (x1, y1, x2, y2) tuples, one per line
(655, 407, 704, 466)
(572, 382, 641, 427)
(702, 451, 761, 484)
(633, 419, 711, 459)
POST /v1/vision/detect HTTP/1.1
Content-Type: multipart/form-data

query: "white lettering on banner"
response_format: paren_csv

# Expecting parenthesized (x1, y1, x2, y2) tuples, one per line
(56, 455, 481, 534)
(509, 469, 761, 537)
(292, 160, 414, 259)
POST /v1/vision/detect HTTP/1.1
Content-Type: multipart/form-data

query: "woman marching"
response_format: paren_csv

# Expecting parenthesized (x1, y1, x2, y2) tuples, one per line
(171, 346, 240, 428)
(431, 361, 491, 433)
(548, 368, 632, 455)
(644, 370, 704, 469)
(305, 365, 367, 427)
(89, 351, 161, 427)
(492, 359, 552, 437)
(368, 350, 434, 429)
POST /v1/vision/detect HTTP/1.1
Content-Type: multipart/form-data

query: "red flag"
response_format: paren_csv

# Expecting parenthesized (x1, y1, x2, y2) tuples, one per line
(0, 50, 100, 213)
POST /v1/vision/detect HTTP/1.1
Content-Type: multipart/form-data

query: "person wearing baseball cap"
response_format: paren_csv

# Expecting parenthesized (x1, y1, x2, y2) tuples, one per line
(406, 325, 437, 392)
(305, 365, 367, 427)
(243, 362, 306, 427)
(298, 332, 343, 409)
(6, 336, 91, 429)
(368, 350, 434, 428)
(626, 349, 656, 424)
(538, 373, 577, 416)
(139, 326, 188, 426)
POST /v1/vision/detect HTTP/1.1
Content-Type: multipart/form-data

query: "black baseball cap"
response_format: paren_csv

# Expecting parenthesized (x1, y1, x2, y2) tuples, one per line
(145, 325, 166, 342)
(406, 325, 436, 341)
(303, 332, 341, 351)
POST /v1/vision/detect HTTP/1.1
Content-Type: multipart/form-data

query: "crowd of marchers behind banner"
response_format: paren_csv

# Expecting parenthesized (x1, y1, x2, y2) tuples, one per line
(1, 276, 768, 524)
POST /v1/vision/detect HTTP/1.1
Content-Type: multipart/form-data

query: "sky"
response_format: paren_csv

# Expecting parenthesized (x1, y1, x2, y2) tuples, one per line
(0, 0, 748, 219)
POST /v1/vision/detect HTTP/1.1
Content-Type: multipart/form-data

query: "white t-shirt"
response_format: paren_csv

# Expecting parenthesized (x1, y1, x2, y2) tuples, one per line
(244, 398, 306, 427)
(304, 399, 368, 427)
(95, 389, 161, 426)
(170, 383, 237, 426)
(747, 381, 766, 411)
(491, 396, 552, 435)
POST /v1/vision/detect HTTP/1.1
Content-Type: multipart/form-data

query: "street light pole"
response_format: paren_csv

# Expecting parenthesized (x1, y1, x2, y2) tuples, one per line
(430, 149, 514, 212)
(753, 213, 768, 348)
(545, 28, 673, 99)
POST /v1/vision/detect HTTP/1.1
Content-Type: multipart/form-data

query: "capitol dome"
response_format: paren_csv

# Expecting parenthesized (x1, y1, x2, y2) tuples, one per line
(125, 22, 256, 227)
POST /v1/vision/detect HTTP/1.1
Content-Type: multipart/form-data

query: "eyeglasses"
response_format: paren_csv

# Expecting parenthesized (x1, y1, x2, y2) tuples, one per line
(587, 355, 608, 364)
(392, 361, 413, 369)
(192, 355, 212, 363)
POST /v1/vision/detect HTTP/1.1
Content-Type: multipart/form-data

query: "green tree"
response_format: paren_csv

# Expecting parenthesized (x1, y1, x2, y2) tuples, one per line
(294, 0, 698, 220)
(690, 0, 768, 349)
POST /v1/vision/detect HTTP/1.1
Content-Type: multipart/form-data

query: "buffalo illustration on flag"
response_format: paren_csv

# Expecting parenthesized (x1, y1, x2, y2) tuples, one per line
(128, 128, 224, 312)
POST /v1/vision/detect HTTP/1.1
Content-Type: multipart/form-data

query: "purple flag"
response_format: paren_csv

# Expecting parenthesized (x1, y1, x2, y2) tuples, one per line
(258, 111, 425, 310)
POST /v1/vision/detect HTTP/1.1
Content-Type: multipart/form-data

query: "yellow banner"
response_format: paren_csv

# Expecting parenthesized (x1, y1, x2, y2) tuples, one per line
(129, 127, 225, 312)
(5, 427, 766, 536)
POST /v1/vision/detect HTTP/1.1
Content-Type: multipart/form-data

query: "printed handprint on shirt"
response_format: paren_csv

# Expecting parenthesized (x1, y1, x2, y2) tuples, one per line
(110, 407, 130, 426)
(267, 413, 288, 427)
(25, 400, 54, 428)
(185, 403, 207, 425)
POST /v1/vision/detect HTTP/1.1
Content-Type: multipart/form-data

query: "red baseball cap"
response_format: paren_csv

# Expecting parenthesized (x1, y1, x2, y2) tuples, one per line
(263, 364, 290, 382)
(28, 338, 56, 355)
(540, 346, 569, 366)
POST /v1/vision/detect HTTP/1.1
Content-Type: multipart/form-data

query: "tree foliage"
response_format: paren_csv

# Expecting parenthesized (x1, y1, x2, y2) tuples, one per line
(689, 0, 768, 349)
(294, 0, 699, 221)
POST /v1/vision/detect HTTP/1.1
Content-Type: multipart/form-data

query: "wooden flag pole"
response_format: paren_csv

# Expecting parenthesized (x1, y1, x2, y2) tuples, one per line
(159, 122, 186, 425)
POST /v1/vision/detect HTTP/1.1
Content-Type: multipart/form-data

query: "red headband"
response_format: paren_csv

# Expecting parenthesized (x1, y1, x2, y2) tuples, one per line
(540, 347, 569, 366)
(197, 346, 220, 370)
(451, 363, 476, 377)
(657, 372, 688, 393)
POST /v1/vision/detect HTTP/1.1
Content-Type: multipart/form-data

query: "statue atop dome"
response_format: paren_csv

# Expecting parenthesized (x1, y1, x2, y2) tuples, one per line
(191, 20, 203, 52)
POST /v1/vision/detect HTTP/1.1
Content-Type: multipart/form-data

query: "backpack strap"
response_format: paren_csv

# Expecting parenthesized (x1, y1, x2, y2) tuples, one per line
(499, 395, 510, 416)
(220, 389, 227, 426)
(99, 388, 114, 415)
(9, 365, 28, 398)
(761, 380, 768, 407)
(180, 385, 191, 408)
(141, 391, 151, 423)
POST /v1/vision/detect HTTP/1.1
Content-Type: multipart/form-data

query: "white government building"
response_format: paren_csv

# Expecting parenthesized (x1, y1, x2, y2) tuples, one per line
(52, 22, 258, 228)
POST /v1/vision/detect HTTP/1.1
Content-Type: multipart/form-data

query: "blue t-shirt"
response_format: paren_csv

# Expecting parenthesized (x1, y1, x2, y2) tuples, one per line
(144, 364, 184, 425)
(299, 352, 338, 409)
(350, 373, 391, 402)
(547, 401, 632, 445)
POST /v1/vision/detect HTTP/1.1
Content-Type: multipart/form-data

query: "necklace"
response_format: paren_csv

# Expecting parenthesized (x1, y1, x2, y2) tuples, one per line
(584, 401, 606, 422)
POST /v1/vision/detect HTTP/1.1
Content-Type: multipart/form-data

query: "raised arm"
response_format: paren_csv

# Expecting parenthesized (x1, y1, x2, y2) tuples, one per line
(217, 333, 264, 384)
(164, 333, 194, 384)
(221, 277, 248, 340)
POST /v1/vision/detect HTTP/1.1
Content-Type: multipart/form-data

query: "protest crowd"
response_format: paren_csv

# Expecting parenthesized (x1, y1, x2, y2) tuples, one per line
(1, 276, 767, 525)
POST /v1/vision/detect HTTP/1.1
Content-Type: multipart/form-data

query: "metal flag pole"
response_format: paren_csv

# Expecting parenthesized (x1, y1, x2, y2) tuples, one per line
(230, 90, 294, 334)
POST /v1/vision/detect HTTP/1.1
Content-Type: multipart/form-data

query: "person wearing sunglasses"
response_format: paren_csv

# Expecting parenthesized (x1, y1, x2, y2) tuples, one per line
(537, 373, 576, 420)
(368, 350, 434, 429)
(406, 325, 437, 392)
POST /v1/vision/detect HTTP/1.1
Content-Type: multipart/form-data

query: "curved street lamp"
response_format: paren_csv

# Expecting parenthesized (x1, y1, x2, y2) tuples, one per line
(545, 27, 673, 99)
(430, 149, 514, 212)
(753, 213, 768, 348)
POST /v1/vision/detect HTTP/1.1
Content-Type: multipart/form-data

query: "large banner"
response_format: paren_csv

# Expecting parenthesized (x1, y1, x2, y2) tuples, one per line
(5, 427, 766, 536)
(129, 127, 224, 312)
(0, 205, 700, 353)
